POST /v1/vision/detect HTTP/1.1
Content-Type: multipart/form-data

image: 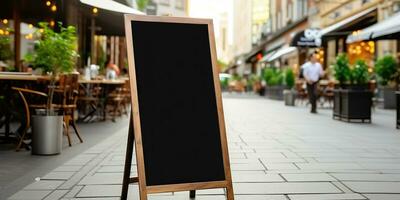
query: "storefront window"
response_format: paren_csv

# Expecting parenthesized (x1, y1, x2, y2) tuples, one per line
(347, 41, 375, 66)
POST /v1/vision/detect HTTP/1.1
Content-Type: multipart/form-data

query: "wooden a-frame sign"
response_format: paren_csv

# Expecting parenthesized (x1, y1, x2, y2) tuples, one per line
(121, 14, 234, 200)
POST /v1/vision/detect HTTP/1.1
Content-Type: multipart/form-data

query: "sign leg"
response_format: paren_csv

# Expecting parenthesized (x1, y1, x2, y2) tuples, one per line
(121, 112, 135, 200)
(226, 186, 234, 200)
(189, 190, 196, 198)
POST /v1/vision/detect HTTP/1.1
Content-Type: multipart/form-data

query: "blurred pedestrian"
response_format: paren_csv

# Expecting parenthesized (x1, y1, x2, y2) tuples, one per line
(301, 52, 324, 114)
(105, 58, 120, 80)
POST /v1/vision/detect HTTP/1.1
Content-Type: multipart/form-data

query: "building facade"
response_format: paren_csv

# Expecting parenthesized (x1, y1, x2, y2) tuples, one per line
(310, 0, 400, 74)
(150, 0, 188, 16)
(240, 0, 400, 80)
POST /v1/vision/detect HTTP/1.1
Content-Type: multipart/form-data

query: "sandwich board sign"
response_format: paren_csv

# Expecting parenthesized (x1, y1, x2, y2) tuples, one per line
(121, 15, 234, 200)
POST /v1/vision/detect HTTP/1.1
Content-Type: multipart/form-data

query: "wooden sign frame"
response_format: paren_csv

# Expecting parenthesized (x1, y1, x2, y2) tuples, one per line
(122, 14, 234, 200)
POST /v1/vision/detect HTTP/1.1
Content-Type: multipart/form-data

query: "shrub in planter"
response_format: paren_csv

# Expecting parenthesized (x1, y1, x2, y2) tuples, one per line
(349, 59, 370, 90)
(332, 55, 372, 123)
(262, 68, 286, 100)
(333, 53, 351, 88)
(24, 22, 79, 155)
(375, 55, 398, 109)
(283, 68, 296, 106)
(220, 78, 229, 91)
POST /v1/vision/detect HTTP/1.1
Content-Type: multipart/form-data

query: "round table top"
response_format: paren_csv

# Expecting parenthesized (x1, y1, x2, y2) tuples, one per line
(0, 73, 128, 84)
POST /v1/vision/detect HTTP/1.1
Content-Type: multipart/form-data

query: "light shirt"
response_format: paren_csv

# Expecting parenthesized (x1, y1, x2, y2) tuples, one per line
(302, 61, 323, 83)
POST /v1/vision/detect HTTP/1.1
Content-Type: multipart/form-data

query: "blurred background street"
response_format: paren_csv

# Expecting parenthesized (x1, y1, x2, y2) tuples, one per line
(2, 0, 400, 199)
(4, 94, 399, 200)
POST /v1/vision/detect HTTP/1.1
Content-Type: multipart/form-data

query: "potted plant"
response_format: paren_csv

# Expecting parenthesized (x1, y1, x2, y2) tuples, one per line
(333, 53, 351, 88)
(349, 59, 370, 90)
(283, 68, 296, 106)
(0, 34, 13, 71)
(263, 67, 286, 100)
(375, 55, 398, 109)
(332, 54, 372, 123)
(25, 22, 78, 155)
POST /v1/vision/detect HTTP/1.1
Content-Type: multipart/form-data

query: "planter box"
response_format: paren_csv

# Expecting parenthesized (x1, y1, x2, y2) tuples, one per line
(397, 92, 400, 129)
(380, 87, 396, 109)
(32, 113, 63, 155)
(265, 85, 287, 100)
(333, 90, 341, 119)
(283, 89, 296, 106)
(333, 89, 372, 123)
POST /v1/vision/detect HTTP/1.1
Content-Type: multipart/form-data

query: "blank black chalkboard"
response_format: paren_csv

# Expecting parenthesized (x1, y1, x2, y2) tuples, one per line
(131, 20, 225, 186)
(123, 15, 234, 199)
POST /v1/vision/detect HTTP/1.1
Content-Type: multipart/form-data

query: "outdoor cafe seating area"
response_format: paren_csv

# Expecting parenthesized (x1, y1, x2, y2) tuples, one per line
(0, 72, 130, 153)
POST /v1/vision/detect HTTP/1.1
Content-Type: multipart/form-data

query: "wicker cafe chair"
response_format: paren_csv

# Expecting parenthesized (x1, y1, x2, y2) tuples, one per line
(11, 87, 48, 151)
(106, 87, 126, 121)
(321, 81, 335, 108)
(13, 73, 83, 149)
(54, 73, 83, 146)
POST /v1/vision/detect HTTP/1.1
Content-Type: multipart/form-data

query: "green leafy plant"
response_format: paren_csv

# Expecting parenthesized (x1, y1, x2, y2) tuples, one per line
(248, 74, 260, 86)
(0, 35, 12, 61)
(26, 22, 78, 113)
(350, 59, 370, 85)
(263, 68, 275, 84)
(263, 68, 284, 86)
(220, 78, 228, 89)
(284, 68, 295, 89)
(375, 55, 398, 86)
(333, 53, 351, 86)
(230, 74, 242, 81)
(136, 0, 149, 11)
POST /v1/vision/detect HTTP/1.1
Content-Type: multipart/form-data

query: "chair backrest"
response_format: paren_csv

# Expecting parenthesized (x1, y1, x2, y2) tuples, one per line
(58, 73, 80, 106)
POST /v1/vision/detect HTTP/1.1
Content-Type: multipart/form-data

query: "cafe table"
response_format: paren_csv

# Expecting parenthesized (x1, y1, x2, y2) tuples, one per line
(0, 73, 47, 141)
(78, 78, 127, 121)
(0, 73, 128, 140)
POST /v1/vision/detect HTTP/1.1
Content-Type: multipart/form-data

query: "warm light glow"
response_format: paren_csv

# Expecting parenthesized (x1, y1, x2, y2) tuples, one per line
(39, 28, 44, 33)
(25, 33, 33, 40)
(2, 19, 8, 24)
(0, 29, 4, 35)
(5, 30, 9, 35)
(50, 20, 55, 27)
(92, 7, 98, 14)
(51, 5, 57, 12)
(46, 1, 51, 6)
(28, 24, 33, 29)
(368, 41, 374, 47)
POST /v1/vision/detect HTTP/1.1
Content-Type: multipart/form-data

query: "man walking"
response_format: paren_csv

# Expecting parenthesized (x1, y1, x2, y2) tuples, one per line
(302, 52, 324, 114)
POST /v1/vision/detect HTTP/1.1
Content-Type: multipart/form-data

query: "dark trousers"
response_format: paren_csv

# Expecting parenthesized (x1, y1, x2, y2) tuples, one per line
(307, 82, 318, 112)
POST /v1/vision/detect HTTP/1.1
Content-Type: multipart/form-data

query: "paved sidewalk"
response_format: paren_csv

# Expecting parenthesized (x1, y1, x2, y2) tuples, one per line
(7, 94, 400, 200)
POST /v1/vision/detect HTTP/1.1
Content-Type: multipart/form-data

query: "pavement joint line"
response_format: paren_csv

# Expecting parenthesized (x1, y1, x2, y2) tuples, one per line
(330, 181, 354, 193)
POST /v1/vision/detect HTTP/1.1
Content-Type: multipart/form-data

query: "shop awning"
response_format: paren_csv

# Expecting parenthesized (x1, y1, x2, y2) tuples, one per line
(80, 0, 144, 36)
(80, 0, 144, 15)
(371, 12, 400, 40)
(267, 46, 297, 62)
(347, 12, 400, 43)
(259, 50, 277, 62)
(290, 29, 322, 47)
(320, 7, 377, 37)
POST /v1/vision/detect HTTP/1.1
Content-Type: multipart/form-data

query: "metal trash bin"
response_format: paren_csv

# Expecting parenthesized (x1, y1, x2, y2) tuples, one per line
(31, 109, 63, 155)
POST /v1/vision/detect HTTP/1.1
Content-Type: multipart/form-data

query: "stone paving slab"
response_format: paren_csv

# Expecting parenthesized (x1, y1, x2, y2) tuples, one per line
(7, 96, 400, 199)
(288, 193, 366, 200)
